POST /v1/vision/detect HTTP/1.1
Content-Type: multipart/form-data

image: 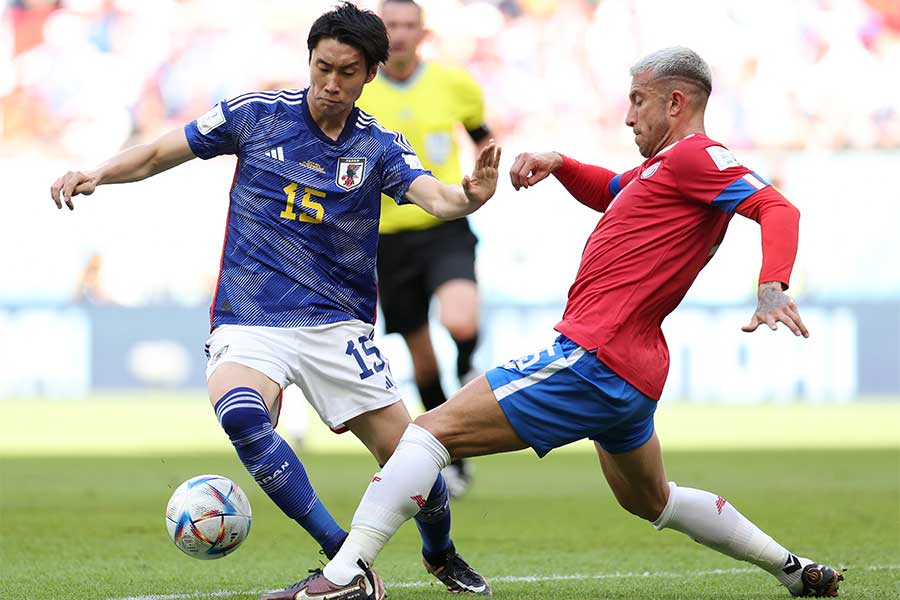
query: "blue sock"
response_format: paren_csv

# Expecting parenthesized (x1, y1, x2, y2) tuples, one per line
(414, 472, 453, 562)
(215, 387, 347, 557)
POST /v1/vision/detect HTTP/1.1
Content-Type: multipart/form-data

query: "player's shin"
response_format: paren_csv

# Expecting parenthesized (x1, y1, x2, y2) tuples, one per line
(323, 423, 451, 585)
(417, 378, 448, 412)
(455, 334, 479, 383)
(653, 482, 807, 589)
(414, 473, 453, 562)
(214, 387, 347, 557)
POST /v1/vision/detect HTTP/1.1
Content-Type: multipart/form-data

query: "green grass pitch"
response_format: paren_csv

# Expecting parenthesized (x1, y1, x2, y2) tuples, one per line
(2, 447, 898, 599)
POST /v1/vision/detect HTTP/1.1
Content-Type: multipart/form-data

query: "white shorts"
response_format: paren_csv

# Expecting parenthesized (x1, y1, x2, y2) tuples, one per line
(205, 321, 401, 432)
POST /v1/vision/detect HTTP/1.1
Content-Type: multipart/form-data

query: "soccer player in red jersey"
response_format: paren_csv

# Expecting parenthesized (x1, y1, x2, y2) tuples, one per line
(312, 47, 842, 599)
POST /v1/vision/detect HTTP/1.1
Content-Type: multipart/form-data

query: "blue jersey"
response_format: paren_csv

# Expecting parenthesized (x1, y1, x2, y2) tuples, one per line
(184, 88, 430, 329)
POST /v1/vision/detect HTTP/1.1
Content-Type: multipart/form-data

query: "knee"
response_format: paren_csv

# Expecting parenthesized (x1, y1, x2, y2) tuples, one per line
(442, 316, 477, 342)
(412, 412, 437, 433)
(411, 413, 448, 448)
(215, 388, 271, 438)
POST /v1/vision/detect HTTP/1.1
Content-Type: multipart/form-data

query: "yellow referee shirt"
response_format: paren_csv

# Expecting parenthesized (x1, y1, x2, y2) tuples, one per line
(357, 62, 486, 234)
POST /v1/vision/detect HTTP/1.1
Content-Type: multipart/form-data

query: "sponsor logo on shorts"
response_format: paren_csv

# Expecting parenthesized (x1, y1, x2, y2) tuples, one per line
(209, 344, 229, 367)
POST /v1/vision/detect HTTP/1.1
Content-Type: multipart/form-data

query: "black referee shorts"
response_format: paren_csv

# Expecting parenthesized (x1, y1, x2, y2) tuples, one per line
(377, 218, 478, 335)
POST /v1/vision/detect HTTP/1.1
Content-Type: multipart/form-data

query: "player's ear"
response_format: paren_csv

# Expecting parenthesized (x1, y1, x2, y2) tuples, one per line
(366, 65, 378, 84)
(669, 89, 688, 117)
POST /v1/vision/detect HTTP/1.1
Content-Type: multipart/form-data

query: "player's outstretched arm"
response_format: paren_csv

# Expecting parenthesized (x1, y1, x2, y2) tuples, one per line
(742, 282, 809, 337)
(508, 151, 563, 190)
(50, 128, 196, 211)
(734, 186, 807, 338)
(406, 141, 501, 219)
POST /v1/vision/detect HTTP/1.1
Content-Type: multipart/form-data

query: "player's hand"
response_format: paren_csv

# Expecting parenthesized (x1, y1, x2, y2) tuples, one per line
(462, 140, 501, 205)
(509, 151, 563, 190)
(50, 170, 99, 211)
(742, 282, 809, 337)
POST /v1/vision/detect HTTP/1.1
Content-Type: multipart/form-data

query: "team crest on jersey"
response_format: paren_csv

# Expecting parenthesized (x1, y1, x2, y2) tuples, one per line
(641, 161, 661, 179)
(336, 157, 366, 190)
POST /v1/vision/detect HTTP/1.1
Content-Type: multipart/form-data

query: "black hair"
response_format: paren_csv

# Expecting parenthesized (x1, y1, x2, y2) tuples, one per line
(307, 2, 390, 72)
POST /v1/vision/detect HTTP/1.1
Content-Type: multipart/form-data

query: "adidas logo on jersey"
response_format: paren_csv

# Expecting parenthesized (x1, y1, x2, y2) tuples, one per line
(265, 147, 285, 161)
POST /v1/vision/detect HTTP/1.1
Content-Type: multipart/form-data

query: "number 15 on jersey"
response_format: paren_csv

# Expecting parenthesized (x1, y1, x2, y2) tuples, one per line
(281, 183, 325, 224)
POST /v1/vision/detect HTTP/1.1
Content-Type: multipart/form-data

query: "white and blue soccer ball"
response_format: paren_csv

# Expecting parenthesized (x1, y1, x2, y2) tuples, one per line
(165, 474, 252, 560)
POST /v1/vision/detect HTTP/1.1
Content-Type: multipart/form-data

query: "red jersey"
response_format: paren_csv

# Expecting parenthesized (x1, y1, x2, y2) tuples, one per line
(553, 133, 799, 400)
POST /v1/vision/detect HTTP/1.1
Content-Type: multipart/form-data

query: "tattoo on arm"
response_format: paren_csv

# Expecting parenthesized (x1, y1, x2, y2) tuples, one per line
(758, 286, 788, 313)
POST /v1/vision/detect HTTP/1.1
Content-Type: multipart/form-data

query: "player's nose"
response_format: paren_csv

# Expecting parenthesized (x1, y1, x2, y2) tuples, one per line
(625, 103, 639, 126)
(323, 73, 341, 93)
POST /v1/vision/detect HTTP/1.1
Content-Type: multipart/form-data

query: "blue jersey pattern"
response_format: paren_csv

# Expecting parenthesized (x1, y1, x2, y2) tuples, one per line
(185, 88, 430, 329)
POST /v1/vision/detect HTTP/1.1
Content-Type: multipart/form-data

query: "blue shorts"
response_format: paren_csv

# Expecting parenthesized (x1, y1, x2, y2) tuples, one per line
(485, 335, 657, 457)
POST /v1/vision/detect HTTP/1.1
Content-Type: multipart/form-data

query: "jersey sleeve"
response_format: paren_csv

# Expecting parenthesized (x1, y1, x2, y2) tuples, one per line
(735, 186, 800, 288)
(454, 69, 489, 142)
(184, 100, 243, 159)
(554, 155, 640, 212)
(672, 143, 771, 213)
(379, 130, 432, 205)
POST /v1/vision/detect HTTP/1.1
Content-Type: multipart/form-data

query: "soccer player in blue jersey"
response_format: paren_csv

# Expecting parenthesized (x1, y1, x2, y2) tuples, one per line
(50, 4, 499, 599)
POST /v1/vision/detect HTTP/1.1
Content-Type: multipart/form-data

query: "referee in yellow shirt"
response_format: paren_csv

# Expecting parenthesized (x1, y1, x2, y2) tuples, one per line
(358, 0, 493, 497)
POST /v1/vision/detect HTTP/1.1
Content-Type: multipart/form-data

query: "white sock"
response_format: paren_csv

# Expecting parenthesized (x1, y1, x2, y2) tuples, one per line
(323, 424, 451, 585)
(653, 482, 808, 592)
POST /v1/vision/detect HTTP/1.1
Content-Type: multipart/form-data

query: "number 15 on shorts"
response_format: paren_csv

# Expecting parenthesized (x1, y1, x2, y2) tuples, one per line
(345, 335, 386, 380)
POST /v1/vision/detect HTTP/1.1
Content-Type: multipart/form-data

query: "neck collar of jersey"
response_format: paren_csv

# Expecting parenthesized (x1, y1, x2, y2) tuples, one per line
(302, 88, 360, 145)
(650, 133, 699, 160)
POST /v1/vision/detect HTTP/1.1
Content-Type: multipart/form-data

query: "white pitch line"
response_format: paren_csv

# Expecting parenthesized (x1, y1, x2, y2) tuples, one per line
(106, 563, 900, 600)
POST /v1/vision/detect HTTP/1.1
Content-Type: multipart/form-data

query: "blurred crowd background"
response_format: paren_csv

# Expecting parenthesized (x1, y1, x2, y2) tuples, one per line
(2, 0, 899, 400)
(5, 0, 900, 156)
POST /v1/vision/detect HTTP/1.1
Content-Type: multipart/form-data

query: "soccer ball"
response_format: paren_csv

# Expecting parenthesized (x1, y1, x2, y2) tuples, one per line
(165, 474, 252, 560)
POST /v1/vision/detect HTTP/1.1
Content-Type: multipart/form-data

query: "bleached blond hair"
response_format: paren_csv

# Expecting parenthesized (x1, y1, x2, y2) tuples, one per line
(630, 47, 712, 95)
